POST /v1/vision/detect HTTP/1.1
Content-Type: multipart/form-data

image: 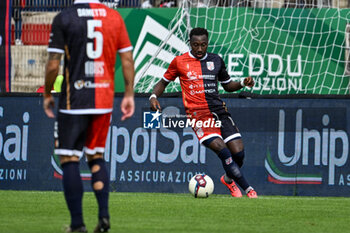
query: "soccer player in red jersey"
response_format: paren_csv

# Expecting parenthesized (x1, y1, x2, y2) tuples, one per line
(150, 27, 258, 199)
(43, 0, 135, 232)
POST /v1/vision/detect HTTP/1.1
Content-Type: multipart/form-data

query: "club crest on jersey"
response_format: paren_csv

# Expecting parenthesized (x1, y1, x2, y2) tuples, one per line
(195, 128, 204, 138)
(206, 62, 215, 71)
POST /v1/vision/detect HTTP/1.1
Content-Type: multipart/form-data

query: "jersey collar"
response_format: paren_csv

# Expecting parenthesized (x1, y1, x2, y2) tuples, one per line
(74, 0, 101, 4)
(188, 51, 208, 61)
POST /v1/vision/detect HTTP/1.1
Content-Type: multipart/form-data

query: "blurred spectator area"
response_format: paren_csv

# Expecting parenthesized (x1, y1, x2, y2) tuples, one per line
(11, 0, 170, 45)
(11, 0, 72, 44)
(10, 0, 150, 92)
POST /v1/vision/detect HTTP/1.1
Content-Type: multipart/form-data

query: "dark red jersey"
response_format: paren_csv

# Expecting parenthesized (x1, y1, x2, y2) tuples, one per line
(48, 0, 132, 114)
(163, 52, 231, 114)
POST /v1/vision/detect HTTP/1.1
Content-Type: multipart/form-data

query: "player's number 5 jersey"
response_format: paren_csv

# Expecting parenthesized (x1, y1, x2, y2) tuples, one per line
(48, 0, 132, 114)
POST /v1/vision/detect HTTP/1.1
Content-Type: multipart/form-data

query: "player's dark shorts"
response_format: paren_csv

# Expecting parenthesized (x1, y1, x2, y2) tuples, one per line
(189, 109, 241, 144)
(55, 112, 112, 158)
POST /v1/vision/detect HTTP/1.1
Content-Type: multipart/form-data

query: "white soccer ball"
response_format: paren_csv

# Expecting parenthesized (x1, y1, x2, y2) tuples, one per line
(188, 174, 214, 198)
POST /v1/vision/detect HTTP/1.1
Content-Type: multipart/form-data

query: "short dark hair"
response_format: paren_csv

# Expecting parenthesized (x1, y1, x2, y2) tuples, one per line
(189, 28, 208, 40)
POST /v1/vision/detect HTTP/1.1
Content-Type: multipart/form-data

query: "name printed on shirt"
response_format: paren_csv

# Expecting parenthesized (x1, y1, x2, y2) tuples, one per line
(77, 8, 107, 17)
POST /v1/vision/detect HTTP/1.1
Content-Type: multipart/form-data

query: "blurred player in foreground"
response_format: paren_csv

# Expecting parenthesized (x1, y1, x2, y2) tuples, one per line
(150, 27, 258, 199)
(43, 0, 135, 231)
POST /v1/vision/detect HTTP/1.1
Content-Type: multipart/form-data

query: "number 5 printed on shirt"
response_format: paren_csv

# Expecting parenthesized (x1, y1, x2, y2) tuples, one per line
(86, 19, 103, 59)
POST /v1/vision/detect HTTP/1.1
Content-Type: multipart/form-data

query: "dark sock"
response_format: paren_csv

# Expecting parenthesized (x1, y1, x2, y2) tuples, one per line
(232, 150, 245, 168)
(217, 148, 250, 190)
(88, 158, 110, 219)
(224, 173, 233, 183)
(62, 162, 84, 228)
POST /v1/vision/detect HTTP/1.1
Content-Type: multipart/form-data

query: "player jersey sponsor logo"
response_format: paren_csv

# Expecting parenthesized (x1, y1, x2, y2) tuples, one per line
(202, 75, 216, 80)
(186, 72, 216, 81)
(84, 61, 105, 77)
(190, 89, 216, 95)
(74, 80, 84, 90)
(187, 71, 198, 80)
(189, 83, 216, 89)
(206, 61, 215, 71)
(74, 80, 110, 90)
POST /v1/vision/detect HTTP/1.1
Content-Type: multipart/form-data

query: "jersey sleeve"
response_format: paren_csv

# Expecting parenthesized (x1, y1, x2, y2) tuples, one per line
(117, 13, 133, 53)
(163, 57, 179, 82)
(47, 13, 65, 54)
(218, 57, 232, 84)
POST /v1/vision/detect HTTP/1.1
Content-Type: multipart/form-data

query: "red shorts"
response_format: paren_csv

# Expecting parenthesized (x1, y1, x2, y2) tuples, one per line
(55, 112, 112, 158)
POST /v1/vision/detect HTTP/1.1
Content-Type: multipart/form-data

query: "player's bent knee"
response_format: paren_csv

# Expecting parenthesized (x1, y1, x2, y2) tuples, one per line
(226, 138, 244, 153)
(86, 153, 104, 162)
(60, 155, 80, 165)
(91, 164, 100, 173)
(208, 138, 227, 153)
(93, 181, 104, 191)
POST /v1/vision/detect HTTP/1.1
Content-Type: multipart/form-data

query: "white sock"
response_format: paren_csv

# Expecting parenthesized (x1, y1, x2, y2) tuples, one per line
(245, 186, 254, 194)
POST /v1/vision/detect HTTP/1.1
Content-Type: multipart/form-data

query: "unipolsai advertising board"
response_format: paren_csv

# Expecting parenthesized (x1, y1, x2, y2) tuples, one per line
(1, 96, 349, 196)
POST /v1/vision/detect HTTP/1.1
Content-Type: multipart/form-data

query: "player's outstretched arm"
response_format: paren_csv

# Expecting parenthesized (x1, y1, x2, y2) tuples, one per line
(120, 51, 135, 121)
(222, 77, 254, 92)
(43, 52, 61, 118)
(149, 79, 169, 111)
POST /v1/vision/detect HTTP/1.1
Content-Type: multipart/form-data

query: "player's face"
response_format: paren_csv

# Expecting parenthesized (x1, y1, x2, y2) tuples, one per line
(190, 35, 208, 59)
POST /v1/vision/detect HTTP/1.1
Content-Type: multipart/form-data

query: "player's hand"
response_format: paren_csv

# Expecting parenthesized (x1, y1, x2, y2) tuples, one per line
(121, 96, 135, 121)
(150, 97, 161, 111)
(43, 95, 55, 118)
(244, 77, 255, 87)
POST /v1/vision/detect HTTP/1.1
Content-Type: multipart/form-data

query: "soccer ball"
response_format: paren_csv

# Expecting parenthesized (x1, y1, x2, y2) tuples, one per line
(188, 174, 214, 198)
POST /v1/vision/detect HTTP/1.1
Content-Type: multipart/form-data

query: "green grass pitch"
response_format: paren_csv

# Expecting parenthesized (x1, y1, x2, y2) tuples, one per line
(0, 191, 349, 233)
